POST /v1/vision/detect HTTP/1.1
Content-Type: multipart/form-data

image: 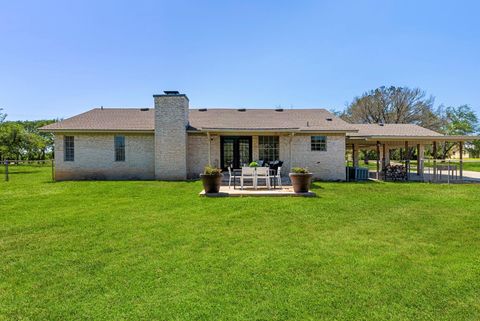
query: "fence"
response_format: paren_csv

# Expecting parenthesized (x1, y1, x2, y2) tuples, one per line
(2, 159, 54, 182)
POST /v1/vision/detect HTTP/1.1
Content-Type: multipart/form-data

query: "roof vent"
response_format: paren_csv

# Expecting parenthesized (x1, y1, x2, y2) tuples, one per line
(237, 108, 246, 112)
(140, 108, 149, 111)
(199, 108, 207, 112)
(275, 108, 284, 112)
(326, 118, 333, 121)
(163, 90, 180, 95)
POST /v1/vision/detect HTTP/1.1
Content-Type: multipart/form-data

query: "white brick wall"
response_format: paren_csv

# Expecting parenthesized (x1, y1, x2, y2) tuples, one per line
(154, 95, 188, 180)
(290, 134, 346, 181)
(54, 133, 154, 180)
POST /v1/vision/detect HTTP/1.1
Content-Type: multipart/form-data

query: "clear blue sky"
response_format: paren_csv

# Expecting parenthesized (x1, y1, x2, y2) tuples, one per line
(1, 0, 479, 120)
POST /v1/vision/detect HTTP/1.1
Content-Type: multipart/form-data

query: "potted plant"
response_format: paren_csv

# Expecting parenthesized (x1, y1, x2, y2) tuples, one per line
(289, 167, 313, 193)
(200, 165, 223, 193)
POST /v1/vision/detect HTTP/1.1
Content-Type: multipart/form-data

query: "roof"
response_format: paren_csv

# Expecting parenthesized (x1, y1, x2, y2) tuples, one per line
(40, 107, 357, 133)
(40, 108, 155, 132)
(189, 108, 356, 132)
(349, 124, 443, 137)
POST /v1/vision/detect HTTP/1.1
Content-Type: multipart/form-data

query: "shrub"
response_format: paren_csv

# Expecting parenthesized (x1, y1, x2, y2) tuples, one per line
(249, 161, 259, 167)
(291, 167, 309, 174)
(203, 165, 222, 175)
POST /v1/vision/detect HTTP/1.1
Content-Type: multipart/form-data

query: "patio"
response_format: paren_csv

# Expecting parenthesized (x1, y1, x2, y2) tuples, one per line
(199, 185, 316, 197)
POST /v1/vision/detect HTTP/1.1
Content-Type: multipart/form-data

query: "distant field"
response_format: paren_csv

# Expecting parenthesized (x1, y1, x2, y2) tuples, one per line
(1, 166, 480, 320)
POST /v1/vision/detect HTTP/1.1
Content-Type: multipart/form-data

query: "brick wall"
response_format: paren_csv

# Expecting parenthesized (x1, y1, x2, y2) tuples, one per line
(54, 133, 154, 180)
(154, 94, 188, 180)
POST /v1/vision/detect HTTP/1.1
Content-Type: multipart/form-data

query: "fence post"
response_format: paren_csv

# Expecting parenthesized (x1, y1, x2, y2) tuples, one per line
(51, 159, 55, 181)
(5, 160, 8, 182)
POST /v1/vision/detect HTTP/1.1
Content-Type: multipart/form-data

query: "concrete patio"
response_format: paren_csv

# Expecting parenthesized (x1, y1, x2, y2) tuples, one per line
(200, 186, 316, 197)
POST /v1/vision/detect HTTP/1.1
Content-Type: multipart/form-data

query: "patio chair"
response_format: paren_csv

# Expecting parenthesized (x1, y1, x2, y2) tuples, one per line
(240, 167, 256, 190)
(272, 166, 282, 188)
(255, 167, 271, 189)
(227, 166, 239, 188)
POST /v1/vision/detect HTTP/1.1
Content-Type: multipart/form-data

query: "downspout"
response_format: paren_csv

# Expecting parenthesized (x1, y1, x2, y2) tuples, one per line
(207, 132, 211, 166)
(289, 132, 295, 172)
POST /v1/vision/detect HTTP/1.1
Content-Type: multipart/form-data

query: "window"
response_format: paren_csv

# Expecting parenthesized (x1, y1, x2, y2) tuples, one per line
(64, 136, 74, 161)
(114, 135, 125, 161)
(259, 136, 279, 163)
(311, 136, 327, 151)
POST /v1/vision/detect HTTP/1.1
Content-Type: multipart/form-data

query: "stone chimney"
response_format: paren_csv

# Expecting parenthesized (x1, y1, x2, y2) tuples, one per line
(154, 91, 189, 180)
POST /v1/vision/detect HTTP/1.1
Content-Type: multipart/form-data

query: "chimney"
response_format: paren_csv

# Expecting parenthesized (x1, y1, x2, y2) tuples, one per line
(153, 91, 189, 180)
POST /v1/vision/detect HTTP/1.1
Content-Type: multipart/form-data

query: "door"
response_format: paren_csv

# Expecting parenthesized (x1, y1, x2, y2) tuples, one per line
(221, 136, 252, 169)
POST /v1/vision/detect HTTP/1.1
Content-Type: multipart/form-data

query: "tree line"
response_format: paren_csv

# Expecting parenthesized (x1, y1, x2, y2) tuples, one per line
(339, 86, 480, 159)
(0, 108, 56, 160)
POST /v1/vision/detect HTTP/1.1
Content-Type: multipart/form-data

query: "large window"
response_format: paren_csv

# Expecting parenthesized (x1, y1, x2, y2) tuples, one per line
(311, 136, 327, 151)
(114, 135, 125, 161)
(259, 136, 279, 163)
(64, 136, 74, 161)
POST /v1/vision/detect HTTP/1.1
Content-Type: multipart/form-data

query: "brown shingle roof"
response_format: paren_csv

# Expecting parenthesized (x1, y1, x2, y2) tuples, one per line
(40, 108, 155, 132)
(349, 124, 443, 137)
(189, 108, 356, 131)
(40, 108, 357, 132)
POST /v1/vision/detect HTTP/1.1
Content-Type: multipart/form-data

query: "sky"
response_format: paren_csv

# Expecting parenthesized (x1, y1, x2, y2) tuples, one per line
(1, 0, 479, 120)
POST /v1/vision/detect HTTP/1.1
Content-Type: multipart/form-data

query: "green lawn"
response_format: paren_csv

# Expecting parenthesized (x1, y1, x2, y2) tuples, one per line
(1, 166, 480, 320)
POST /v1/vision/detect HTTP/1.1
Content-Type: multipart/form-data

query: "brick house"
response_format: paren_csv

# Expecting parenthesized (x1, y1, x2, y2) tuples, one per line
(40, 91, 474, 181)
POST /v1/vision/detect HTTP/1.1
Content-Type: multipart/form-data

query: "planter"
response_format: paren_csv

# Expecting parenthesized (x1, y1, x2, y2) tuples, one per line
(200, 173, 223, 193)
(289, 173, 313, 193)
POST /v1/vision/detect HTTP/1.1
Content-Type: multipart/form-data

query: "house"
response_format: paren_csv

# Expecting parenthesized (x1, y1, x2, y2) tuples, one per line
(40, 91, 475, 181)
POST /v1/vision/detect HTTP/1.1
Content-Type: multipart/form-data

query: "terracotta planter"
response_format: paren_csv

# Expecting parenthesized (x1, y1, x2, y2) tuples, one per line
(289, 173, 313, 193)
(200, 173, 223, 193)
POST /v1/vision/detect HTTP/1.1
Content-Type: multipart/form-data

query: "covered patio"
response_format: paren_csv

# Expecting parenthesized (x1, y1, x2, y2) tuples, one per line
(346, 124, 480, 183)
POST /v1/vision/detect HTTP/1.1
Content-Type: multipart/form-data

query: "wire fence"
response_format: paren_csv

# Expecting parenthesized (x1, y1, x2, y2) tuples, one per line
(1, 159, 54, 182)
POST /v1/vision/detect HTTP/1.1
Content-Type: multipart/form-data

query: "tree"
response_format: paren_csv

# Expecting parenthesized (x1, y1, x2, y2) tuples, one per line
(438, 105, 479, 159)
(341, 86, 443, 131)
(0, 108, 6, 123)
(0, 123, 27, 160)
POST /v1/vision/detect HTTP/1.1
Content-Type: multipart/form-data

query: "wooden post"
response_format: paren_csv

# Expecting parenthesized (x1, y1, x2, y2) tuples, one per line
(51, 158, 55, 181)
(352, 144, 359, 167)
(376, 141, 380, 180)
(382, 144, 387, 170)
(416, 144, 422, 176)
(5, 160, 8, 182)
(459, 141, 463, 180)
(433, 141, 437, 182)
(404, 141, 409, 180)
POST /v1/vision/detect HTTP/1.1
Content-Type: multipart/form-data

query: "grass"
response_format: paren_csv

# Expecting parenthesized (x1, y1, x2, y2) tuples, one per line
(1, 165, 480, 320)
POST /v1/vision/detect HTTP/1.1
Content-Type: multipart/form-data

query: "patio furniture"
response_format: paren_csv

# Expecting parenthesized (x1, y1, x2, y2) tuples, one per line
(240, 167, 256, 190)
(271, 166, 282, 188)
(227, 166, 240, 188)
(255, 167, 271, 189)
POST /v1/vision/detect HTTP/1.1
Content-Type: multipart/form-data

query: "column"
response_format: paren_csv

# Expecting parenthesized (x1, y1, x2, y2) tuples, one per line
(459, 141, 464, 180)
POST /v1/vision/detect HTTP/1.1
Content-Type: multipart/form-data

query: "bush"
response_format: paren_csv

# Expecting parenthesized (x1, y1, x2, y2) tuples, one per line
(291, 167, 309, 174)
(249, 161, 259, 167)
(203, 165, 222, 175)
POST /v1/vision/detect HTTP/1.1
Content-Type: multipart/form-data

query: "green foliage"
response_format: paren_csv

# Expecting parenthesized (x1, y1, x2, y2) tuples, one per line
(249, 161, 258, 167)
(203, 165, 222, 175)
(291, 167, 309, 173)
(1, 166, 480, 320)
(0, 119, 55, 160)
(0, 108, 6, 123)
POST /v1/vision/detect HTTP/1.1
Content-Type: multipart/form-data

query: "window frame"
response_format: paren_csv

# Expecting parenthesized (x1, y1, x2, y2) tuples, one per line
(64, 136, 75, 161)
(258, 136, 280, 163)
(114, 135, 126, 162)
(311, 136, 327, 152)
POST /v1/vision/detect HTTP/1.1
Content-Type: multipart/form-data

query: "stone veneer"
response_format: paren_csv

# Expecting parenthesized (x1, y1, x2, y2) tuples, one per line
(54, 133, 154, 180)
